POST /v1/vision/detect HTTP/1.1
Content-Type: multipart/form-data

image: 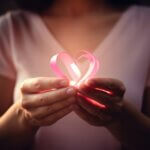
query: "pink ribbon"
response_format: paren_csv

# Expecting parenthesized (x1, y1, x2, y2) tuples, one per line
(49, 51, 99, 87)
(49, 51, 109, 109)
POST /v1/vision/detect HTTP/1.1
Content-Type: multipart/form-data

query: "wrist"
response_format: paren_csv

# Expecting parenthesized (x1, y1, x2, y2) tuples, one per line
(13, 101, 39, 137)
(0, 101, 38, 140)
(105, 100, 126, 143)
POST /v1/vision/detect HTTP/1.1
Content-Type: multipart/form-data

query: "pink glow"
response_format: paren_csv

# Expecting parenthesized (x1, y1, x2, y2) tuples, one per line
(78, 93, 106, 109)
(70, 63, 81, 79)
(49, 51, 107, 109)
(76, 51, 99, 87)
(49, 51, 99, 87)
(38, 89, 55, 93)
(94, 87, 114, 95)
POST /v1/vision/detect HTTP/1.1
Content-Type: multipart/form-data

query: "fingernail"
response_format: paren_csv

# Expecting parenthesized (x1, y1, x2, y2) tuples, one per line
(66, 87, 76, 96)
(59, 80, 69, 87)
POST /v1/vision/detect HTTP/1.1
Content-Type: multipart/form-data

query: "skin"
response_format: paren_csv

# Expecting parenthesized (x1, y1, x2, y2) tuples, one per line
(0, 77, 77, 149)
(76, 78, 150, 149)
(0, 0, 150, 149)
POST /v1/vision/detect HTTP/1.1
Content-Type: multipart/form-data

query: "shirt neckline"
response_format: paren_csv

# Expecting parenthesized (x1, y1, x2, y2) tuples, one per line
(32, 5, 135, 57)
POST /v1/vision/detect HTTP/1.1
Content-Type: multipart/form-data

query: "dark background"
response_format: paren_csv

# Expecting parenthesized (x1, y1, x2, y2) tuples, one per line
(0, 0, 150, 15)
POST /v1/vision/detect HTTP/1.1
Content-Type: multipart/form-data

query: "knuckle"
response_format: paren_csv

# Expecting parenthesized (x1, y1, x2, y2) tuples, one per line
(21, 96, 26, 102)
(48, 105, 55, 113)
(24, 111, 32, 121)
(38, 95, 51, 105)
(15, 106, 24, 117)
(21, 94, 28, 101)
(30, 118, 40, 127)
(47, 92, 61, 102)
(20, 80, 28, 93)
(34, 110, 44, 119)
(57, 88, 67, 97)
(46, 106, 51, 111)
(32, 94, 39, 101)
(115, 79, 126, 91)
(30, 112, 36, 119)
(120, 84, 126, 93)
(22, 95, 33, 108)
(22, 100, 27, 108)
(21, 98, 29, 108)
(48, 93, 56, 101)
(33, 79, 42, 90)
(29, 109, 39, 118)
(32, 113, 42, 120)
(20, 86, 25, 93)
(38, 96, 45, 104)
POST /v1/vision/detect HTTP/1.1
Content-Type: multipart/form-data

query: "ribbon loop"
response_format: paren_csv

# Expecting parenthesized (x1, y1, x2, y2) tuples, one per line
(50, 51, 99, 87)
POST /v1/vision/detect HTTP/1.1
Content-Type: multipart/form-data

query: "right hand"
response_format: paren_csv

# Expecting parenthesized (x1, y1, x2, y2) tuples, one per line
(0, 77, 77, 137)
(20, 77, 77, 128)
(0, 77, 76, 148)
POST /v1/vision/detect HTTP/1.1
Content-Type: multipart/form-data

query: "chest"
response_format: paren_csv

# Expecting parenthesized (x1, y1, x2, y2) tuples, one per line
(14, 25, 150, 111)
(43, 14, 121, 55)
(13, 10, 150, 110)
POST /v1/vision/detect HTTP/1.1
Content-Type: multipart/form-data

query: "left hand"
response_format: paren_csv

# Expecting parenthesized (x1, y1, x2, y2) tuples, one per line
(74, 78, 126, 126)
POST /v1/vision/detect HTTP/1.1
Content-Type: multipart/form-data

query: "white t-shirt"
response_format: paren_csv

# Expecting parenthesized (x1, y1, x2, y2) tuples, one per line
(0, 5, 150, 150)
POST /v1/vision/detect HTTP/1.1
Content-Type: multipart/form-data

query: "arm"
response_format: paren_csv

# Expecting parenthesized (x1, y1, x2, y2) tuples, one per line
(75, 78, 150, 150)
(142, 86, 150, 117)
(107, 89, 150, 150)
(0, 76, 15, 116)
(119, 87, 150, 150)
(0, 76, 77, 150)
(0, 75, 36, 150)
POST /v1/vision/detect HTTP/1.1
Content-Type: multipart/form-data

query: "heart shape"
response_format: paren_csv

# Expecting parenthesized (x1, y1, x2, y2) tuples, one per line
(49, 51, 99, 87)
(49, 51, 107, 109)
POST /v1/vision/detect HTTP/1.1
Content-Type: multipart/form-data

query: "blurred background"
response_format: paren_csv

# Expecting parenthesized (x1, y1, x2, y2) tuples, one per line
(0, 0, 150, 15)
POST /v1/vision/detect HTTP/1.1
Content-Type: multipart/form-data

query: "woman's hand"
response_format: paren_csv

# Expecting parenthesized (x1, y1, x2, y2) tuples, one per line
(0, 77, 77, 149)
(75, 78, 150, 149)
(20, 77, 77, 128)
(74, 78, 125, 126)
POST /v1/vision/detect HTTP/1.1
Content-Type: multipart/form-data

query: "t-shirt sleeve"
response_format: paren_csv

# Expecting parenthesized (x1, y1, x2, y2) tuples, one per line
(0, 13, 16, 79)
(146, 68, 150, 87)
(140, 6, 150, 87)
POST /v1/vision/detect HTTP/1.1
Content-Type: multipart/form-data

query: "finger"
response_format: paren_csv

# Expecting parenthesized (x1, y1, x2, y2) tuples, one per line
(77, 92, 107, 109)
(78, 84, 121, 106)
(30, 105, 74, 126)
(30, 97, 76, 119)
(77, 93, 122, 119)
(86, 78, 126, 97)
(77, 94, 112, 118)
(22, 87, 77, 108)
(74, 104, 111, 126)
(21, 77, 69, 94)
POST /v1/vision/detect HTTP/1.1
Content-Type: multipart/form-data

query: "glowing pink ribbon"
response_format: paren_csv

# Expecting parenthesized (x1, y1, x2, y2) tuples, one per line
(49, 51, 109, 109)
(49, 51, 99, 87)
